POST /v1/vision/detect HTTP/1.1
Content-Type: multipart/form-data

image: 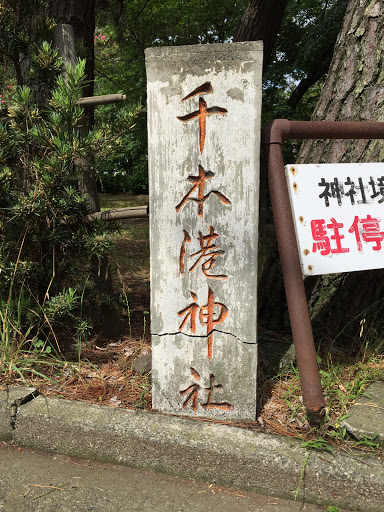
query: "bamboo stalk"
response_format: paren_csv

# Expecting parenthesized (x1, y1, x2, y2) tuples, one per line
(85, 206, 148, 222)
(77, 94, 126, 107)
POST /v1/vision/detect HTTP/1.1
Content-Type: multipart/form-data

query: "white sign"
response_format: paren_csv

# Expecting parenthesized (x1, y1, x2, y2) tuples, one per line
(285, 163, 384, 276)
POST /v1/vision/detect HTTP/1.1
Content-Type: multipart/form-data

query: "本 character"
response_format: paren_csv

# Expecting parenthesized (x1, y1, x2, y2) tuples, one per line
(175, 164, 231, 218)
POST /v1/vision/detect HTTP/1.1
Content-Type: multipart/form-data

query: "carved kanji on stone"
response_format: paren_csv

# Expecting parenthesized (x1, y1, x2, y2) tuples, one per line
(180, 367, 234, 413)
(180, 225, 228, 279)
(177, 81, 228, 153)
(175, 164, 231, 218)
(178, 288, 228, 361)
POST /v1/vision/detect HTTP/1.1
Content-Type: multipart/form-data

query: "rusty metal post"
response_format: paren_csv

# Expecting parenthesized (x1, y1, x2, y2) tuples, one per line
(262, 120, 325, 414)
(262, 119, 384, 415)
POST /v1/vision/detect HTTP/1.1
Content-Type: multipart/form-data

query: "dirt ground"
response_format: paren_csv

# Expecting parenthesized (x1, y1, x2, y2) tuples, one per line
(39, 217, 153, 411)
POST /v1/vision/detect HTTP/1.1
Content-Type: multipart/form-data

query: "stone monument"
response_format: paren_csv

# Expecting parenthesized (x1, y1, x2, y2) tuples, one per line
(146, 42, 263, 420)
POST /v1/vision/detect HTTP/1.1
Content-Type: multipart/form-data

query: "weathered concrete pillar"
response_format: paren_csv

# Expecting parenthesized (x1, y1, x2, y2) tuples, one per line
(146, 42, 263, 421)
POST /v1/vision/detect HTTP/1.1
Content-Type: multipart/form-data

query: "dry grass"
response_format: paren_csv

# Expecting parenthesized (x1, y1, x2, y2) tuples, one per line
(41, 335, 152, 410)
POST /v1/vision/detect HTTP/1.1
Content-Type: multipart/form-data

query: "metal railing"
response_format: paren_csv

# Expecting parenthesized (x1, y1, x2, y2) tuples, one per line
(262, 119, 384, 414)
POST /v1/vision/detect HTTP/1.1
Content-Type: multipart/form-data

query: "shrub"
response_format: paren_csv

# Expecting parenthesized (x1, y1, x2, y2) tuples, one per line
(0, 43, 119, 349)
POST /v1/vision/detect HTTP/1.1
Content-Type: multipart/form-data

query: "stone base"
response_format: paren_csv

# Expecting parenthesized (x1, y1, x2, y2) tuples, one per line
(342, 381, 384, 442)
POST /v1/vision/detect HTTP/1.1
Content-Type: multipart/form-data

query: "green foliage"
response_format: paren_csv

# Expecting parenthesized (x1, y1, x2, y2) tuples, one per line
(263, 0, 349, 123)
(96, 103, 148, 193)
(0, 43, 119, 351)
(295, 437, 333, 501)
(93, 0, 247, 193)
(0, 0, 53, 88)
(301, 437, 333, 454)
(354, 435, 384, 451)
(44, 288, 79, 320)
(262, 0, 349, 162)
(91, 0, 350, 190)
(0, 0, 350, 192)
(276, 347, 384, 454)
(86, 228, 116, 260)
(0, 283, 61, 382)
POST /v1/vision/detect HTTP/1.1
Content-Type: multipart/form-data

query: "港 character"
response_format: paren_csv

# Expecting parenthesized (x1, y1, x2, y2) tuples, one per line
(180, 225, 227, 279)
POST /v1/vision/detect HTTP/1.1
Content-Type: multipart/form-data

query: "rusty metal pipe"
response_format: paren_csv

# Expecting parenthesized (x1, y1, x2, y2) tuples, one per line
(261, 119, 384, 414)
(266, 119, 384, 142)
(262, 123, 324, 413)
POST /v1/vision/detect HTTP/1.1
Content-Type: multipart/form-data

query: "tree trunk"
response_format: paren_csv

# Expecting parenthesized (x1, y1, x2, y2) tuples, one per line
(298, 0, 384, 341)
(52, 23, 100, 213)
(77, 156, 100, 213)
(52, 23, 77, 71)
(233, 0, 289, 331)
(299, 0, 384, 164)
(233, 0, 288, 70)
(50, 6, 119, 338)
(49, 0, 96, 117)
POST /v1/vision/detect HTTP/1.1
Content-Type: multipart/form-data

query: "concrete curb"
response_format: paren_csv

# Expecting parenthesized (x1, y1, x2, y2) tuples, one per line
(1, 387, 384, 512)
(0, 386, 38, 440)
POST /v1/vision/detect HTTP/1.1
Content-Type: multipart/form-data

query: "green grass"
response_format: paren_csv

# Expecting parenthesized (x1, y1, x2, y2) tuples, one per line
(0, 288, 64, 385)
(276, 350, 384, 452)
(99, 193, 149, 211)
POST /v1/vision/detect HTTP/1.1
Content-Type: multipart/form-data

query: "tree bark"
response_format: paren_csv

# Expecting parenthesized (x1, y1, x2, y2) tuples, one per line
(49, 0, 96, 127)
(52, 23, 100, 213)
(298, 0, 384, 341)
(50, 5, 119, 338)
(52, 23, 77, 70)
(233, 0, 288, 70)
(299, 0, 384, 164)
(77, 156, 101, 213)
(233, 0, 289, 330)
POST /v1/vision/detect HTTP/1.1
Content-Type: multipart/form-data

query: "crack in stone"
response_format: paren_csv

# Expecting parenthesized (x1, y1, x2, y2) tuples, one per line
(154, 329, 238, 341)
(153, 329, 256, 345)
(8, 387, 40, 430)
(43, 394, 50, 416)
(298, 451, 310, 512)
